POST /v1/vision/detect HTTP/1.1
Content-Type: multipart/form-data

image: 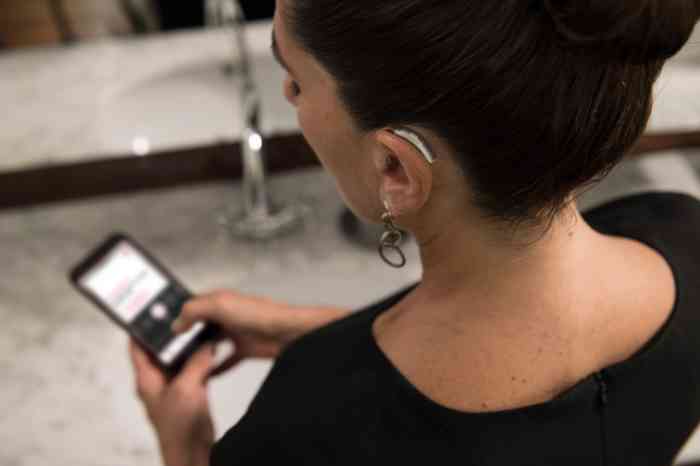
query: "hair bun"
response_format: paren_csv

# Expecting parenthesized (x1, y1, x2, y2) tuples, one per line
(542, 0, 700, 62)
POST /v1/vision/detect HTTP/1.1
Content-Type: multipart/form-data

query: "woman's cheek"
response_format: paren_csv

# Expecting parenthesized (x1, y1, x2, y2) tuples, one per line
(296, 106, 326, 166)
(296, 104, 308, 136)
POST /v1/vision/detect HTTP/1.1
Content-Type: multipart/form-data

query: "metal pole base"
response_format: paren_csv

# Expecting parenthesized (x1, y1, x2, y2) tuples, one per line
(218, 201, 311, 240)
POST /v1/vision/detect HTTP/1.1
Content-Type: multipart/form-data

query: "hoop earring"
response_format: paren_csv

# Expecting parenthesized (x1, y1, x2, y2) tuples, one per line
(378, 199, 407, 268)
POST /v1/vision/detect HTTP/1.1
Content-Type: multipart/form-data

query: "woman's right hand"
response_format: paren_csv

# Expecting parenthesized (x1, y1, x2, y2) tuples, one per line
(171, 290, 349, 377)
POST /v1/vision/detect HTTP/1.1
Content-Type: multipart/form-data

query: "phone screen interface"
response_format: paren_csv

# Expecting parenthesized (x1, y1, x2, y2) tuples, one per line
(80, 241, 168, 323)
(79, 240, 205, 365)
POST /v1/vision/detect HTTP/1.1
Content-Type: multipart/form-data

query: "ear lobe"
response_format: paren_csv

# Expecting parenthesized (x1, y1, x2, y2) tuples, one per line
(379, 167, 431, 218)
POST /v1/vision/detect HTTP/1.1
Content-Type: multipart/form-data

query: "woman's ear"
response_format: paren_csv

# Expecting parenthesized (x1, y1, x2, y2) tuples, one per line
(373, 129, 434, 217)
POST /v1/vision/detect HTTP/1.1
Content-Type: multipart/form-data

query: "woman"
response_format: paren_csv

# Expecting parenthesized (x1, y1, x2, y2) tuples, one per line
(128, 0, 700, 464)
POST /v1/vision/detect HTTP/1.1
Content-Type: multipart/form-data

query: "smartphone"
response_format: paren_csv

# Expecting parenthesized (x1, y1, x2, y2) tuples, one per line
(69, 232, 220, 376)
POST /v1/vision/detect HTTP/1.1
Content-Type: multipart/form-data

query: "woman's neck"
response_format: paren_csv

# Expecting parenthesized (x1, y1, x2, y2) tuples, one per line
(405, 204, 608, 326)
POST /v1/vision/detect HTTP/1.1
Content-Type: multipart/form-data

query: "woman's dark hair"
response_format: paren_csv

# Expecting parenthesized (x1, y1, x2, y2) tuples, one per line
(287, 0, 700, 239)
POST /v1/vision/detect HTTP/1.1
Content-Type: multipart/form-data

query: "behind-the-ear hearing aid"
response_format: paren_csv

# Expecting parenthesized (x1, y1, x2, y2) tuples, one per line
(390, 127, 437, 165)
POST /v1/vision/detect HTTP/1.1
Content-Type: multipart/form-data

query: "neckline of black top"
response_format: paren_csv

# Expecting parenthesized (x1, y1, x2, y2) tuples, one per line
(365, 196, 683, 422)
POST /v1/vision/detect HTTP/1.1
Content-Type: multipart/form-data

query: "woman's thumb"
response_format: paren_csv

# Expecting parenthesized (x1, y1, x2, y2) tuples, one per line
(171, 304, 202, 334)
(171, 293, 227, 334)
(171, 316, 191, 334)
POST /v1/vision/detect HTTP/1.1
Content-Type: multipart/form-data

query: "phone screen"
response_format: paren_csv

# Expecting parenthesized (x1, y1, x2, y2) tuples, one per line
(78, 240, 205, 365)
(80, 241, 168, 323)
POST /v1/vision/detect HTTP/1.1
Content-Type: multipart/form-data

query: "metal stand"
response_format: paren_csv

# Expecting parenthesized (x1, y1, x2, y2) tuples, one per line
(208, 0, 310, 240)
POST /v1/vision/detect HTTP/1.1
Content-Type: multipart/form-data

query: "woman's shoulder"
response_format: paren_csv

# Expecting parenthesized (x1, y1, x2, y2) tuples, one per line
(583, 190, 700, 276)
(582, 190, 700, 229)
(227, 289, 422, 439)
(581, 190, 700, 374)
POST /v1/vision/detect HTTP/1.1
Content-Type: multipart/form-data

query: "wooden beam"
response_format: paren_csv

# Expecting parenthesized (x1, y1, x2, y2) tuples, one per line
(0, 133, 318, 210)
(629, 131, 700, 157)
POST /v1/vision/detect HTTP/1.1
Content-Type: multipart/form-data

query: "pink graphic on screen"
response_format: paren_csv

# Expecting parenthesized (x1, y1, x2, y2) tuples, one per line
(80, 241, 168, 323)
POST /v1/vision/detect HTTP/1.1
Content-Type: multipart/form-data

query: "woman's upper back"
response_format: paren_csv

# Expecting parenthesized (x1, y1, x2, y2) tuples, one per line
(370, 224, 678, 415)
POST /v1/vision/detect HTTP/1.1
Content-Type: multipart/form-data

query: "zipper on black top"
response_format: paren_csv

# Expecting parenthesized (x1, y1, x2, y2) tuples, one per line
(594, 370, 609, 466)
(595, 371, 609, 406)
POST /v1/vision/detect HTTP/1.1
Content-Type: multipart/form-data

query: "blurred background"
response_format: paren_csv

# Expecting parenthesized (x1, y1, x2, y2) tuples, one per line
(0, 0, 275, 46)
(1, 1, 699, 465)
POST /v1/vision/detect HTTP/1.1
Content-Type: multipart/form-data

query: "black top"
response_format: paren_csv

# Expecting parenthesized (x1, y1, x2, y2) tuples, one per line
(211, 191, 700, 466)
